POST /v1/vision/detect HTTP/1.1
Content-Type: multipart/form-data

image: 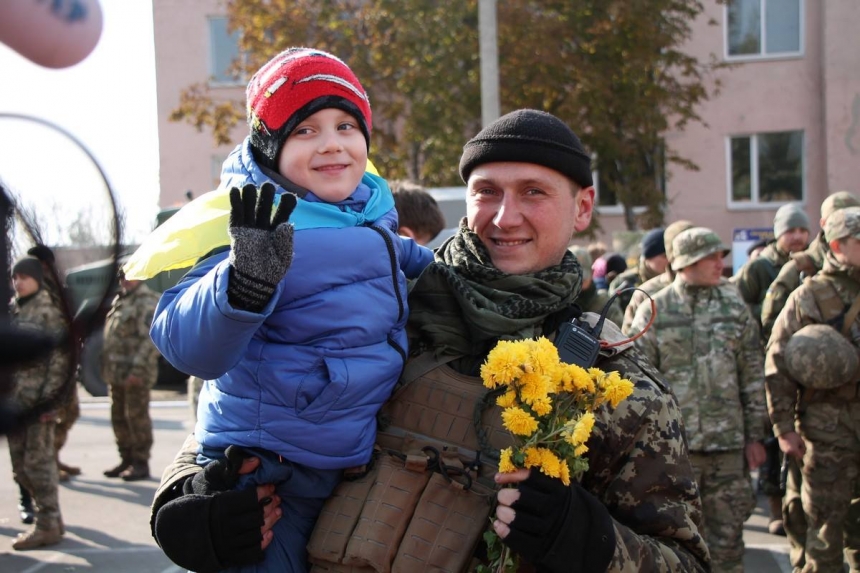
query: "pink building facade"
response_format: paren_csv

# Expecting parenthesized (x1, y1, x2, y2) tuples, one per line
(152, 0, 860, 266)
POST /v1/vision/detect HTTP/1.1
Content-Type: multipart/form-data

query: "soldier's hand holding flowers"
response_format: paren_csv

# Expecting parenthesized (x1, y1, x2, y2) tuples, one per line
(476, 337, 634, 573)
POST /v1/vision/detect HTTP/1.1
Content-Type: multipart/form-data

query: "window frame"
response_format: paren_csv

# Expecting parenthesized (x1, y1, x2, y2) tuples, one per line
(725, 130, 807, 211)
(207, 15, 246, 87)
(723, 0, 805, 62)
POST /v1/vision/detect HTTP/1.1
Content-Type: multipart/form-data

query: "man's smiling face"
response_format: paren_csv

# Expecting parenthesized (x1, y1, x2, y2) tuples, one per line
(466, 162, 594, 275)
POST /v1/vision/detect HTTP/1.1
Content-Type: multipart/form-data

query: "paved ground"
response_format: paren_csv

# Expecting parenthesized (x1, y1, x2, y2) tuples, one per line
(0, 386, 794, 572)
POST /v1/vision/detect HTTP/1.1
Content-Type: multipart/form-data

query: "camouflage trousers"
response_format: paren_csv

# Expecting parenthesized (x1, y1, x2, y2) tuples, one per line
(55, 386, 80, 454)
(8, 421, 62, 530)
(784, 455, 860, 573)
(689, 449, 755, 573)
(108, 382, 152, 464)
(797, 401, 860, 572)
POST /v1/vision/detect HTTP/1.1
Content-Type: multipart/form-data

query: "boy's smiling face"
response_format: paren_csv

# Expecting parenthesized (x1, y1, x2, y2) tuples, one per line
(277, 108, 368, 203)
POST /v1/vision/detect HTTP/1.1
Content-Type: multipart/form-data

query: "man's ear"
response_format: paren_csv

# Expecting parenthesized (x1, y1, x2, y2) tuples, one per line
(573, 186, 595, 233)
(398, 226, 417, 240)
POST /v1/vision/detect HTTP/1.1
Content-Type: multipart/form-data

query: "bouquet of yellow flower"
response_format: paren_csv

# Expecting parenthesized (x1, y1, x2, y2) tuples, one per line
(476, 336, 634, 573)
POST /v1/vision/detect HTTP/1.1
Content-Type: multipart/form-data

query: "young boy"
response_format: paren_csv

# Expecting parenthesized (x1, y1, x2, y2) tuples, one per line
(8, 256, 67, 550)
(390, 180, 446, 246)
(150, 48, 433, 572)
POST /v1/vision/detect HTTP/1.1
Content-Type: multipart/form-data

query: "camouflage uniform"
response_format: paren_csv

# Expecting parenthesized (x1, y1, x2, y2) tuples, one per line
(577, 281, 624, 326)
(734, 242, 790, 322)
(621, 272, 671, 334)
(761, 234, 828, 343)
(765, 210, 860, 572)
(609, 259, 661, 312)
(622, 220, 695, 334)
(630, 228, 767, 573)
(102, 282, 161, 468)
(8, 288, 69, 534)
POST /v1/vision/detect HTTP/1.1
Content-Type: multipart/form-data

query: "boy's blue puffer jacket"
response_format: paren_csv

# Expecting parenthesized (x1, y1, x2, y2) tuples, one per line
(150, 139, 433, 470)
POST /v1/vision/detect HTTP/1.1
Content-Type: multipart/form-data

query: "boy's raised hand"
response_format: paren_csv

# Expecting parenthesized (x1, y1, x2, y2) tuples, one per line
(227, 182, 297, 312)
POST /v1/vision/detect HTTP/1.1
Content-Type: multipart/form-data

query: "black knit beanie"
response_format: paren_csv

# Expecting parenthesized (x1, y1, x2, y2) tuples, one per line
(12, 256, 43, 285)
(459, 109, 593, 188)
(640, 228, 666, 259)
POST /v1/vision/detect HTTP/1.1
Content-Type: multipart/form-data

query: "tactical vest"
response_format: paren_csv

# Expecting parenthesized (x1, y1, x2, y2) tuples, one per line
(306, 352, 504, 573)
(797, 276, 860, 401)
(306, 315, 644, 573)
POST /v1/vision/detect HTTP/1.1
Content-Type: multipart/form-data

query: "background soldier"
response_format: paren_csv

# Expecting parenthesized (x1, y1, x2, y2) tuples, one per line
(567, 245, 623, 325)
(8, 256, 69, 550)
(101, 272, 161, 482)
(26, 244, 81, 482)
(630, 227, 767, 573)
(621, 219, 694, 333)
(760, 191, 860, 570)
(609, 227, 667, 311)
(734, 202, 811, 535)
(766, 206, 860, 572)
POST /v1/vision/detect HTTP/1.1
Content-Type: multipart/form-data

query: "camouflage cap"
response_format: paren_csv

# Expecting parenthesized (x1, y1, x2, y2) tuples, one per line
(821, 191, 860, 222)
(671, 227, 729, 271)
(664, 219, 695, 264)
(784, 324, 859, 389)
(824, 206, 860, 243)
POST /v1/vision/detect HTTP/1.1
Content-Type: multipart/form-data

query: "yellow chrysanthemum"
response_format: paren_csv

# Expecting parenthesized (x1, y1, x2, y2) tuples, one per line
(538, 448, 562, 478)
(525, 337, 561, 376)
(572, 412, 595, 445)
(499, 447, 517, 473)
(524, 446, 543, 468)
(496, 389, 518, 408)
(502, 407, 539, 436)
(559, 460, 571, 486)
(518, 371, 552, 405)
(566, 364, 596, 393)
(574, 444, 589, 456)
(481, 340, 528, 388)
(603, 373, 635, 408)
(531, 396, 553, 417)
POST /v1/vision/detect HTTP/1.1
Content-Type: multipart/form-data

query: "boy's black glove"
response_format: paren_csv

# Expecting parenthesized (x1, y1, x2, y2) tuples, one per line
(227, 182, 297, 312)
(184, 444, 246, 495)
(154, 488, 265, 572)
(503, 469, 616, 573)
(153, 446, 267, 572)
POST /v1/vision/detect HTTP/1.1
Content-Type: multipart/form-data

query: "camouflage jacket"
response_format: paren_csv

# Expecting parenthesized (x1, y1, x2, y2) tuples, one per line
(11, 288, 69, 410)
(152, 315, 710, 573)
(760, 233, 828, 342)
(764, 255, 860, 437)
(578, 282, 624, 327)
(733, 242, 790, 321)
(621, 271, 673, 334)
(102, 283, 161, 387)
(610, 259, 661, 312)
(630, 275, 767, 452)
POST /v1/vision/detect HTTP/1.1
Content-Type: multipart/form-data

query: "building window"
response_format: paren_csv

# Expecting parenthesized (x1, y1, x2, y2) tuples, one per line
(726, 0, 802, 58)
(728, 130, 804, 206)
(208, 16, 243, 85)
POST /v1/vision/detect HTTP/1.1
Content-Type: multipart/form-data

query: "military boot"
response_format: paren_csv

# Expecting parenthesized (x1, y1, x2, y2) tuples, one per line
(102, 452, 131, 477)
(12, 513, 63, 551)
(58, 460, 81, 476)
(12, 523, 63, 551)
(120, 461, 150, 482)
(767, 494, 786, 536)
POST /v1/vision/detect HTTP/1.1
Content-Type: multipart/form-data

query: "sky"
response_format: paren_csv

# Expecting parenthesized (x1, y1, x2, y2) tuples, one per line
(0, 1, 160, 245)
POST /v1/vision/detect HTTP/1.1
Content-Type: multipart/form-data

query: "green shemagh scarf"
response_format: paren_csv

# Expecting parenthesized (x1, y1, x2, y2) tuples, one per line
(408, 222, 583, 360)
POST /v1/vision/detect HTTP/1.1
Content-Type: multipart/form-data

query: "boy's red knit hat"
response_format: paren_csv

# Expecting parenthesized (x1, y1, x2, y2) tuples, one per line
(246, 47, 372, 170)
